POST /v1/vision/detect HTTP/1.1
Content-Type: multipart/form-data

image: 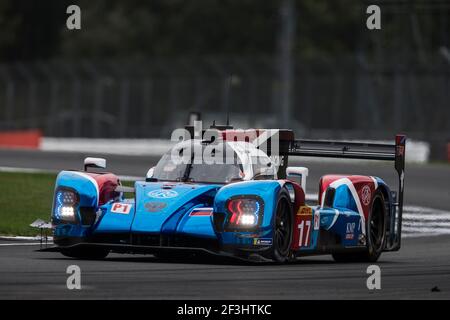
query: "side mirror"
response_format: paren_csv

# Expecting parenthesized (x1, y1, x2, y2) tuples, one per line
(146, 167, 156, 182)
(84, 157, 106, 171)
(323, 187, 336, 208)
(286, 167, 309, 190)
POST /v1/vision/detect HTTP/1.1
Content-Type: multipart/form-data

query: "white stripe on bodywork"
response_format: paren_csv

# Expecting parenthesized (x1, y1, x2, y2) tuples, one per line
(370, 176, 378, 190)
(325, 209, 340, 230)
(321, 177, 366, 236)
(67, 171, 100, 206)
(320, 191, 326, 209)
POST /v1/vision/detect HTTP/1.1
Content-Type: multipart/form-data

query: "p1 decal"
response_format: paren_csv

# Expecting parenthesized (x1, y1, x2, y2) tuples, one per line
(111, 203, 131, 214)
(292, 206, 313, 249)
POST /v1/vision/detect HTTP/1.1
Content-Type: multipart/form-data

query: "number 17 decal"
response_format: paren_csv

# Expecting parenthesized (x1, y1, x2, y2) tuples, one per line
(292, 206, 313, 250)
(298, 220, 311, 247)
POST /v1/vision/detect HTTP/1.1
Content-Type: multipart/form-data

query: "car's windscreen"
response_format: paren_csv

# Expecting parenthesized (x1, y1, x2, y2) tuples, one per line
(152, 144, 243, 183)
(152, 153, 188, 182)
(188, 162, 243, 183)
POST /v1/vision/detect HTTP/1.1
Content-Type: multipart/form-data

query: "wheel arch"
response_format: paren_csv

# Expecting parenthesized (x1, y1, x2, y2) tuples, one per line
(372, 182, 392, 249)
(278, 180, 305, 215)
(373, 181, 392, 219)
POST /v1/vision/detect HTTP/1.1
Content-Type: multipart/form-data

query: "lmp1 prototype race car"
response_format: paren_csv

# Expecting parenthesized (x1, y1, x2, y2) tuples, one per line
(42, 125, 406, 263)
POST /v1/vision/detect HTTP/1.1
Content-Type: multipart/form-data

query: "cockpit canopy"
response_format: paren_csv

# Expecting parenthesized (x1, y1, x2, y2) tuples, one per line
(150, 139, 276, 184)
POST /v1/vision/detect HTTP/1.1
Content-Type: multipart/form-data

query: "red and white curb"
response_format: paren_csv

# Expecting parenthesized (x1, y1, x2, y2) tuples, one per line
(402, 206, 450, 238)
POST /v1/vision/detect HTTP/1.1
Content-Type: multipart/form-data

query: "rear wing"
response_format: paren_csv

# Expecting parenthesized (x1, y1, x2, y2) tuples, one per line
(280, 135, 406, 251)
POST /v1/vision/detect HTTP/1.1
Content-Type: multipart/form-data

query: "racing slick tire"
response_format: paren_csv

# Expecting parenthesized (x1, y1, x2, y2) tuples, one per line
(266, 189, 294, 263)
(60, 247, 110, 260)
(332, 190, 387, 263)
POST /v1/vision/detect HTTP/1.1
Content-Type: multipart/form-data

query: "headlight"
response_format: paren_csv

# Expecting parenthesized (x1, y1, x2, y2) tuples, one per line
(54, 188, 79, 223)
(226, 196, 263, 229)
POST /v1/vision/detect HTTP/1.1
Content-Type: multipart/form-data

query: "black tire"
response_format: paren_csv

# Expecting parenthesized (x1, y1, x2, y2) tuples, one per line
(267, 189, 293, 263)
(332, 190, 387, 263)
(60, 247, 109, 260)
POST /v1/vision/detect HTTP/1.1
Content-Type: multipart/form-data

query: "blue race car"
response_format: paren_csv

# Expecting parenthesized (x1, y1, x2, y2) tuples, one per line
(44, 126, 406, 263)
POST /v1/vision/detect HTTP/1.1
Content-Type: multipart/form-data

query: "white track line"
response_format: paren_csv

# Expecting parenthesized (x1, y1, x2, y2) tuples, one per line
(404, 215, 450, 221)
(403, 221, 450, 227)
(402, 228, 450, 234)
(0, 242, 50, 246)
(0, 166, 57, 174)
(0, 236, 53, 241)
(118, 175, 144, 181)
(0, 166, 143, 183)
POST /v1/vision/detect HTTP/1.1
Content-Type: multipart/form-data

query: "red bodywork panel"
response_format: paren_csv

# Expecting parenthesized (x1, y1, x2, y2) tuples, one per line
(278, 180, 310, 251)
(291, 206, 314, 250)
(279, 179, 305, 213)
(319, 174, 378, 220)
(85, 172, 120, 206)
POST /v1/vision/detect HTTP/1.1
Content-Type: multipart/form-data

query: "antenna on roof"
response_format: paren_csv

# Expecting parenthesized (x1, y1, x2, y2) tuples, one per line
(224, 75, 233, 127)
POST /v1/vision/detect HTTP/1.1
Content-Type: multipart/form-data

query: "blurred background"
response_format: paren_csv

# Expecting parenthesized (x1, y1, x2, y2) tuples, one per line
(0, 0, 449, 160)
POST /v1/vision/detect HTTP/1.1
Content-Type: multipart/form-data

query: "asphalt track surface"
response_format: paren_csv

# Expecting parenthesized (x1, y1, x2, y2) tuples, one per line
(0, 149, 449, 299)
(0, 236, 449, 299)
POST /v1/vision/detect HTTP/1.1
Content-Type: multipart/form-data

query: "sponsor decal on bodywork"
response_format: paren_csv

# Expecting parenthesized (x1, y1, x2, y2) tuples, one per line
(189, 208, 213, 216)
(253, 238, 272, 245)
(293, 206, 313, 249)
(313, 210, 320, 230)
(361, 185, 372, 206)
(297, 206, 312, 216)
(147, 189, 178, 199)
(145, 202, 167, 212)
(345, 222, 356, 240)
(111, 202, 132, 214)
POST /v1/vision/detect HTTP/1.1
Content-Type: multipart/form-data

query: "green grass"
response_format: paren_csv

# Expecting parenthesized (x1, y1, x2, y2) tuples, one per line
(0, 172, 56, 236)
(0, 171, 136, 236)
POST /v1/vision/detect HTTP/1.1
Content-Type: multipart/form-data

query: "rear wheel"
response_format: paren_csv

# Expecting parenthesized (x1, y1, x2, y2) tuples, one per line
(61, 247, 109, 260)
(332, 190, 387, 263)
(267, 190, 293, 263)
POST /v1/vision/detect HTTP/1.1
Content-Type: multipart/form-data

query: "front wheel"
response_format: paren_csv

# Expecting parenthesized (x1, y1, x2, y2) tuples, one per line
(332, 190, 387, 263)
(266, 190, 293, 263)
